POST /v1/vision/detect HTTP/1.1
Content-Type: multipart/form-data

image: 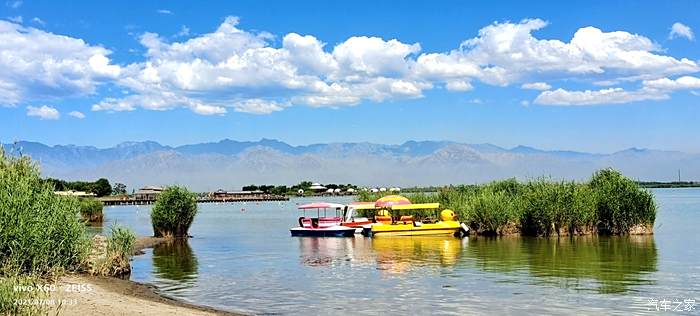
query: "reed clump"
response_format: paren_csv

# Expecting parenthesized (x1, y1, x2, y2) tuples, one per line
(151, 186, 198, 238)
(0, 148, 91, 315)
(86, 226, 136, 277)
(78, 197, 104, 222)
(356, 169, 656, 236)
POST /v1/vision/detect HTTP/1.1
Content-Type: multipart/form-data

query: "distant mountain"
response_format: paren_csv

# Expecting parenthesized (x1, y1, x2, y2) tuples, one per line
(4, 139, 699, 191)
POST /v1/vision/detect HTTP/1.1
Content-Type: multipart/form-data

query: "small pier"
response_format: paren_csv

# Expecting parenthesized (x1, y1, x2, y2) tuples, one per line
(99, 194, 289, 206)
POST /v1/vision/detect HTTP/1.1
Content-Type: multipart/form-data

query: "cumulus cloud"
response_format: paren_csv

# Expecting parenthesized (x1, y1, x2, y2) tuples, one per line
(157, 9, 172, 14)
(0, 20, 121, 106)
(27, 105, 60, 120)
(534, 87, 668, 106)
(31, 17, 45, 25)
(7, 16, 21, 23)
(669, 22, 694, 41)
(68, 111, 85, 119)
(4, 16, 700, 114)
(521, 82, 551, 90)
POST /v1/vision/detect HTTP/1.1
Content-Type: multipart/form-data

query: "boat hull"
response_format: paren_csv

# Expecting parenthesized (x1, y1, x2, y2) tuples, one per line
(370, 221, 461, 237)
(290, 227, 356, 237)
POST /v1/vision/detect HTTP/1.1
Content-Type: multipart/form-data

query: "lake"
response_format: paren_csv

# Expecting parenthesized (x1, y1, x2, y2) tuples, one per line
(94, 188, 700, 315)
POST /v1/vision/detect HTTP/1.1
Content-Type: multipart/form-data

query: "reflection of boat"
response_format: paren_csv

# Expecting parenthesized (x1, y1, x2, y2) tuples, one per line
(290, 202, 356, 237)
(359, 196, 468, 237)
(297, 237, 373, 267)
(373, 236, 463, 273)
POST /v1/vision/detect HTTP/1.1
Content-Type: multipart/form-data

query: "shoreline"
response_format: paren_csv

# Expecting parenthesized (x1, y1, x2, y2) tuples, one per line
(50, 236, 243, 316)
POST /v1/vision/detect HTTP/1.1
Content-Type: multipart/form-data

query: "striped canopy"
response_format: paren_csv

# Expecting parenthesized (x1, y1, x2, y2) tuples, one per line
(374, 195, 411, 208)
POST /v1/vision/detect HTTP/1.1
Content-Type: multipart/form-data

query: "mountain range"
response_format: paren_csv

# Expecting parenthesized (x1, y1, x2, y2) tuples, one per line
(3, 139, 699, 192)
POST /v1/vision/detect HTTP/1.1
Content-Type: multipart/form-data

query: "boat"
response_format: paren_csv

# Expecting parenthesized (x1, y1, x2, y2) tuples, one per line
(290, 202, 356, 237)
(359, 195, 469, 237)
(341, 202, 375, 233)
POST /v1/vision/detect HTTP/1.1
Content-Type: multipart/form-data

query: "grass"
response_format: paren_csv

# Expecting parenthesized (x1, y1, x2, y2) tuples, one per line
(151, 186, 198, 238)
(355, 169, 656, 236)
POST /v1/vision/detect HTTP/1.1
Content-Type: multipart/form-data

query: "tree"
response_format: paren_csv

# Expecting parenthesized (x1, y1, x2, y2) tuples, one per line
(112, 183, 127, 195)
(91, 178, 112, 197)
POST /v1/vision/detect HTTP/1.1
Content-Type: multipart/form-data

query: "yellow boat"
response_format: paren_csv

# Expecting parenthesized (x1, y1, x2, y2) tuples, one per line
(359, 199, 469, 237)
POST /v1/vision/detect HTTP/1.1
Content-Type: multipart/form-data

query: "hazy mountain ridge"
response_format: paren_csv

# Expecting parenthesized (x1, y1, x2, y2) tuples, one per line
(3, 139, 699, 191)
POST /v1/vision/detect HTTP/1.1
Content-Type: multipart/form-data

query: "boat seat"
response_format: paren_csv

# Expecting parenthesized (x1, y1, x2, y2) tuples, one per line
(374, 215, 392, 224)
(398, 215, 414, 224)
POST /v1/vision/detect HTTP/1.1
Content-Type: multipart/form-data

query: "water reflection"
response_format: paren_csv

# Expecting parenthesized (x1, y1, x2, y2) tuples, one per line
(152, 239, 199, 292)
(463, 236, 658, 293)
(297, 237, 373, 267)
(372, 237, 463, 274)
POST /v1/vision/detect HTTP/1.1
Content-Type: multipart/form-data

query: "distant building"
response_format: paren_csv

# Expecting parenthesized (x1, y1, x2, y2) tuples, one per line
(309, 183, 327, 192)
(211, 189, 266, 200)
(54, 190, 96, 197)
(134, 186, 164, 201)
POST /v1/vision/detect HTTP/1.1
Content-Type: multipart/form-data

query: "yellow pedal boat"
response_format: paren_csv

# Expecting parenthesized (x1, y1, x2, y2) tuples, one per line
(360, 202, 469, 237)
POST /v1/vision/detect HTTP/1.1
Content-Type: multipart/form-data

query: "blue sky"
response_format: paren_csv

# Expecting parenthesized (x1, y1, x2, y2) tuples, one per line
(2, 0, 700, 153)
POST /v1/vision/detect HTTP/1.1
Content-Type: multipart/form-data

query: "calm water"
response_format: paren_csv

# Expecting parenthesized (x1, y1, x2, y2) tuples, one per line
(94, 188, 700, 315)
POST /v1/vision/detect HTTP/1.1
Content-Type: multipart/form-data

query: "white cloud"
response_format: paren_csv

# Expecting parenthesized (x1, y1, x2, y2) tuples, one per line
(5, 16, 700, 115)
(669, 22, 694, 41)
(157, 9, 172, 14)
(7, 16, 21, 23)
(520, 100, 530, 106)
(68, 111, 85, 119)
(521, 82, 551, 90)
(233, 99, 287, 114)
(534, 87, 668, 106)
(643, 76, 700, 90)
(445, 80, 473, 91)
(0, 21, 121, 106)
(174, 25, 190, 38)
(31, 17, 45, 25)
(27, 105, 60, 120)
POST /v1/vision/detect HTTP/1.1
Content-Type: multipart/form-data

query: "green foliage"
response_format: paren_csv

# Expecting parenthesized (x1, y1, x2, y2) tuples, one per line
(78, 198, 103, 222)
(45, 177, 113, 197)
(461, 188, 521, 235)
(0, 275, 48, 316)
(112, 182, 127, 195)
(0, 148, 90, 276)
(590, 169, 656, 234)
(89, 226, 136, 277)
(108, 226, 135, 258)
(151, 186, 198, 237)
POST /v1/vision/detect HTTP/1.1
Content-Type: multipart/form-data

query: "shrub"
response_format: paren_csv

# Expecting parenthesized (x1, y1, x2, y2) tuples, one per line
(151, 186, 198, 238)
(78, 198, 104, 222)
(0, 148, 90, 276)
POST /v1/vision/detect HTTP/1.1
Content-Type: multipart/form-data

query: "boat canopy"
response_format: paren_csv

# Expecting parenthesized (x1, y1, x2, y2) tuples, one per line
(391, 203, 440, 210)
(348, 201, 377, 210)
(297, 202, 345, 210)
(374, 195, 412, 208)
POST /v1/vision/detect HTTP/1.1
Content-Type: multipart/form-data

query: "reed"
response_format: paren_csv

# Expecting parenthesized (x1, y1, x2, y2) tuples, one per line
(355, 169, 656, 236)
(0, 148, 90, 276)
(151, 186, 198, 238)
(78, 197, 104, 222)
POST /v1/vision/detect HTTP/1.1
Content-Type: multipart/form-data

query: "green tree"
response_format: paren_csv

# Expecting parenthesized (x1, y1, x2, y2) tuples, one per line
(112, 182, 127, 195)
